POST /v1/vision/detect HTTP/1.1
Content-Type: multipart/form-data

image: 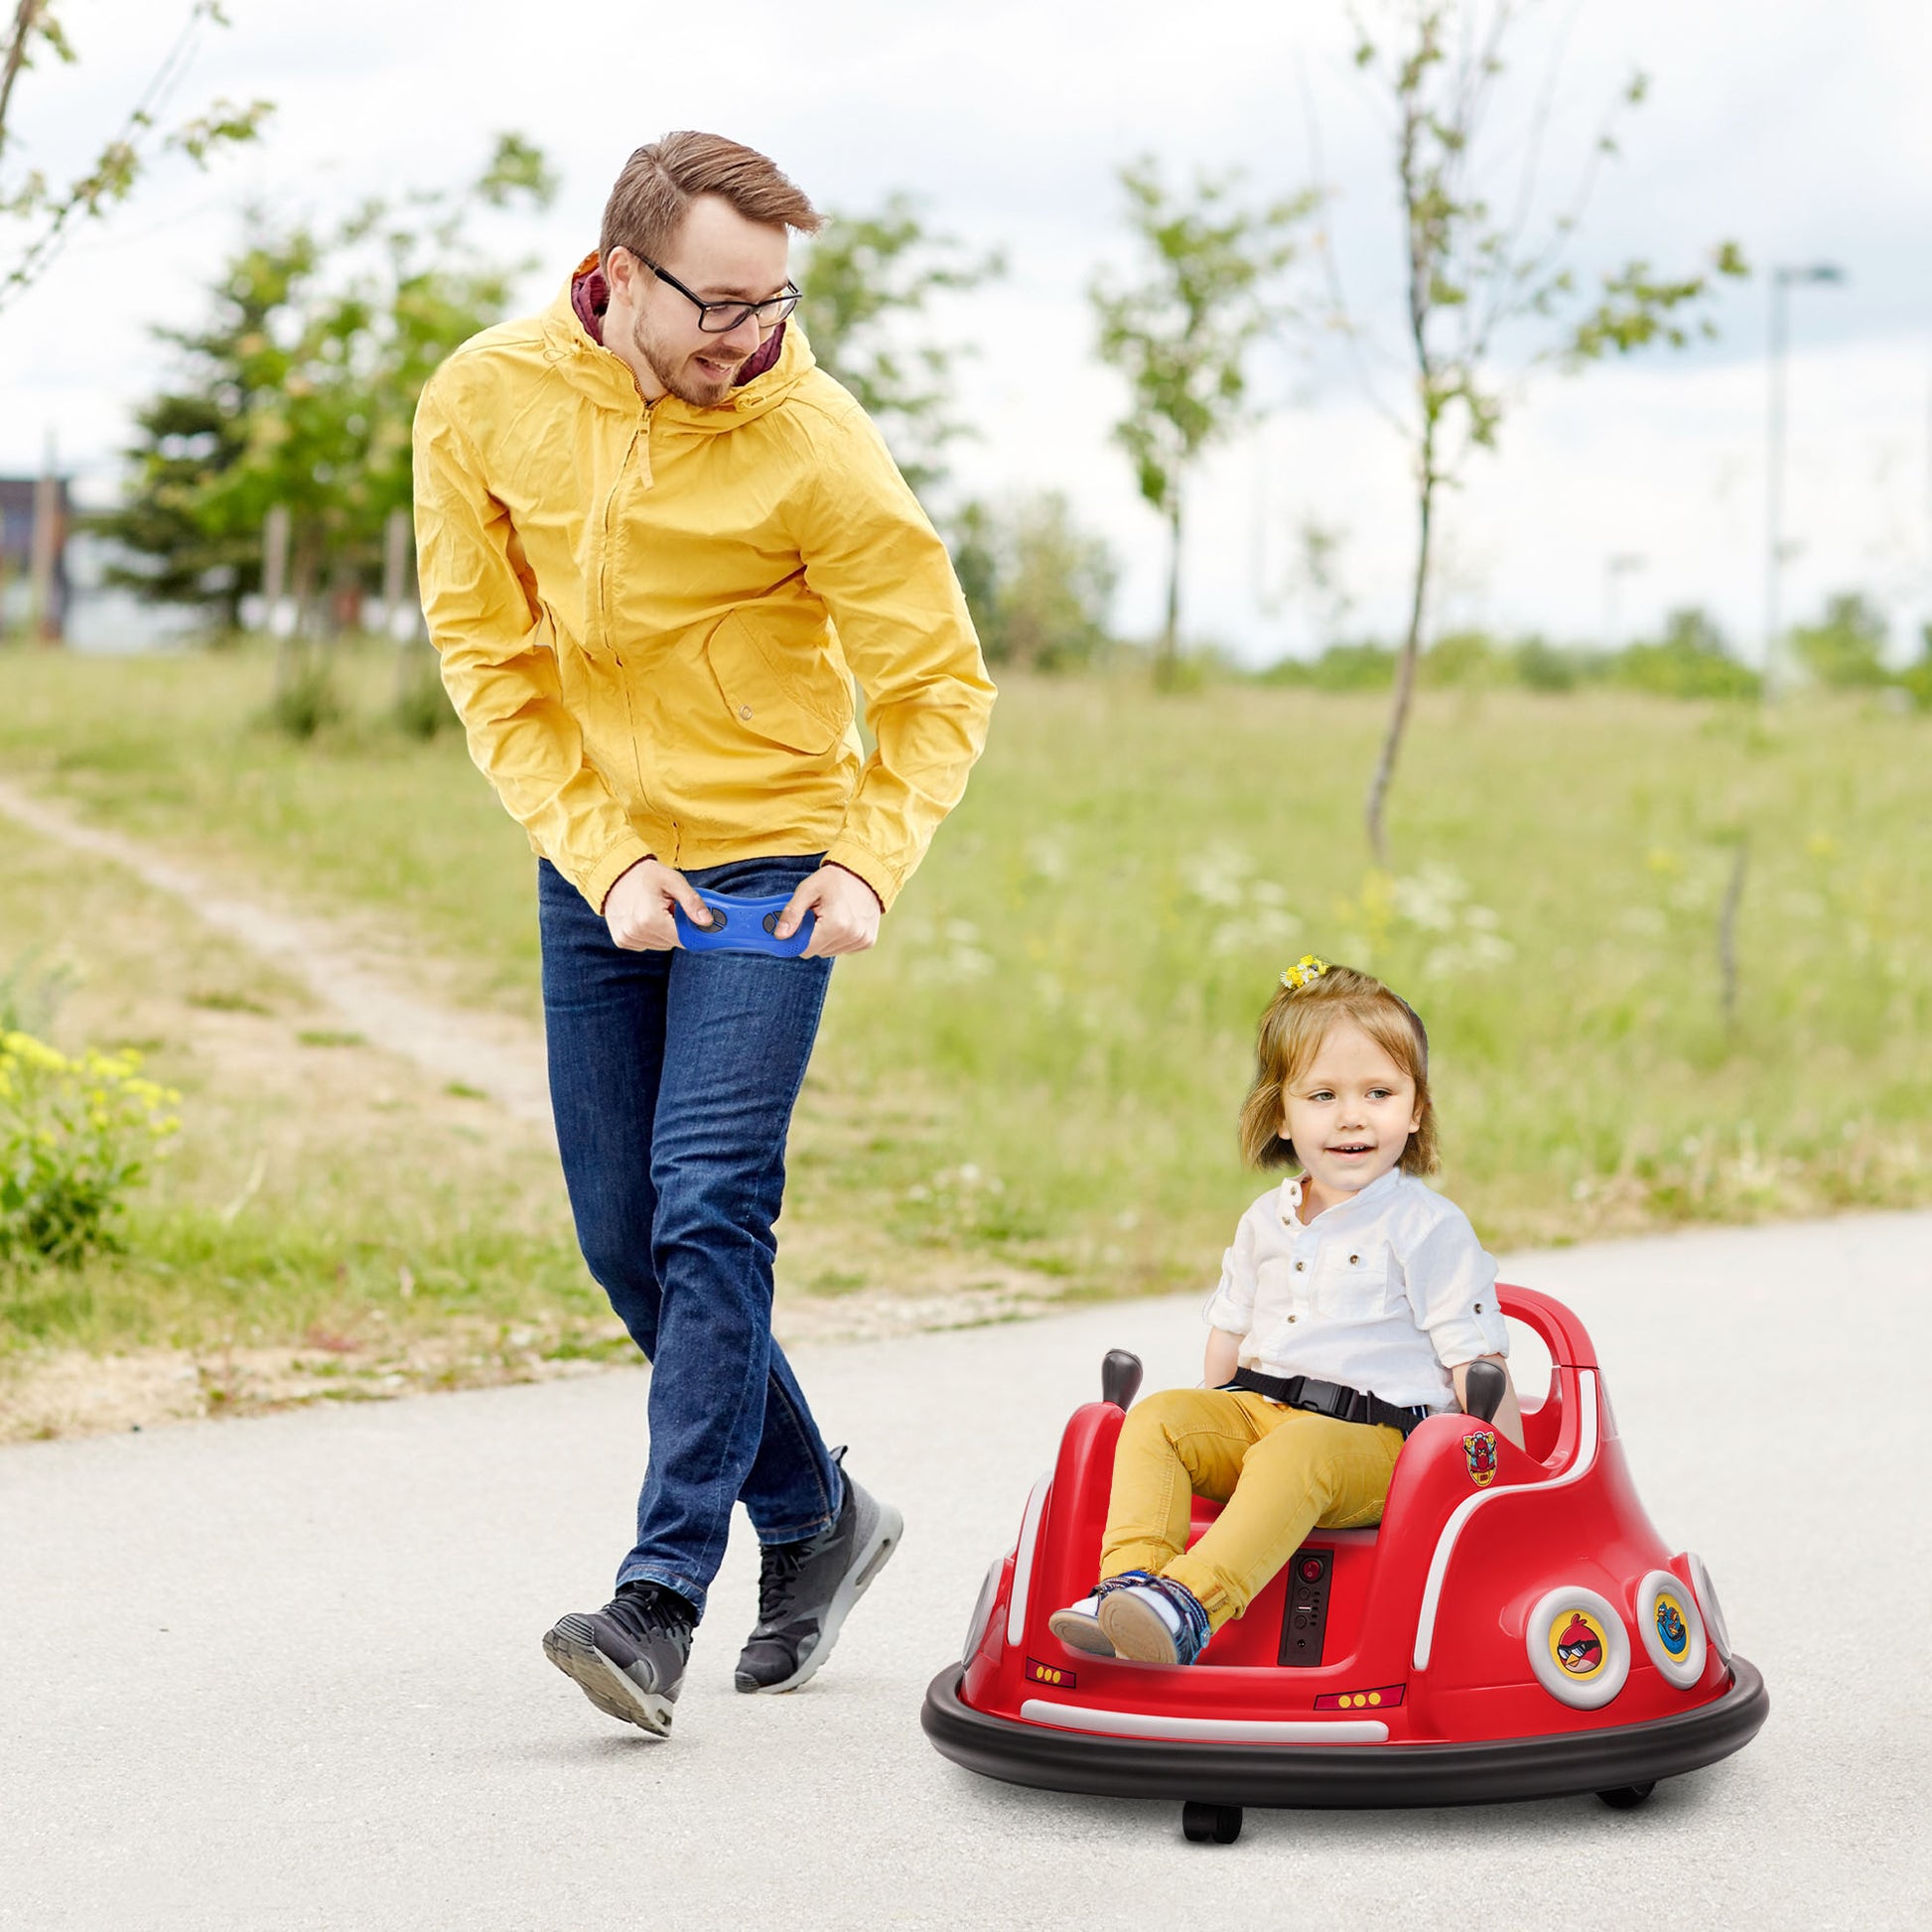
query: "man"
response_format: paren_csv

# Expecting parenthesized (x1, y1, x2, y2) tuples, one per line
(412, 132, 994, 1737)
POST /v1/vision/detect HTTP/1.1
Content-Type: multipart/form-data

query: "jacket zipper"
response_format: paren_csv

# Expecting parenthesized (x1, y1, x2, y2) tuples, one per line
(596, 405, 649, 654)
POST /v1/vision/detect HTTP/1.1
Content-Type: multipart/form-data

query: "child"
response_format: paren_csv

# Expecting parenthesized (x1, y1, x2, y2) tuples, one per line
(1050, 957, 1523, 1666)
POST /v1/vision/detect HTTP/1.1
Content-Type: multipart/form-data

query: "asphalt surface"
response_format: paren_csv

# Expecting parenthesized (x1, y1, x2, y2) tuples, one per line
(4, 1212, 1928, 1930)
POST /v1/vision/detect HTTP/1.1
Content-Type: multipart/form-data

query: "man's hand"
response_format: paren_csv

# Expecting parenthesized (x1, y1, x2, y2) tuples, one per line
(776, 863, 882, 958)
(604, 857, 713, 951)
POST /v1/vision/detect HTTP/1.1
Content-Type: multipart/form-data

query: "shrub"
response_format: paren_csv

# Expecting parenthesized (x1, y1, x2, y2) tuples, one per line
(1422, 629, 1506, 687)
(393, 650, 459, 739)
(1255, 641, 1396, 689)
(0, 1034, 181, 1268)
(1514, 636, 1583, 692)
(262, 649, 345, 740)
(1791, 592, 1889, 689)
(1309, 640, 1397, 690)
(949, 493, 1117, 672)
(1897, 625, 1932, 712)
(1613, 608, 1760, 701)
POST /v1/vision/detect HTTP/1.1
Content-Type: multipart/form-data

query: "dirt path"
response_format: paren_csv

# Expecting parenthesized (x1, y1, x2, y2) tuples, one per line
(0, 774, 555, 1135)
(0, 777, 1057, 1439)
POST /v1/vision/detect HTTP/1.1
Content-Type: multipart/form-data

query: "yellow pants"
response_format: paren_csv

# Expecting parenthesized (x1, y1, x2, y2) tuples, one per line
(1098, 1387, 1405, 1633)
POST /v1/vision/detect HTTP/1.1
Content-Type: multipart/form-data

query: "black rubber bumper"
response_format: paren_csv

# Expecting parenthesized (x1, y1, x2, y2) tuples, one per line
(921, 1656, 1769, 1809)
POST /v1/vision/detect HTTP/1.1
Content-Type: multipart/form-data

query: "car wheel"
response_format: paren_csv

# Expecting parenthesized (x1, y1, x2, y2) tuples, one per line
(1181, 1802, 1243, 1845)
(1597, 1783, 1655, 1811)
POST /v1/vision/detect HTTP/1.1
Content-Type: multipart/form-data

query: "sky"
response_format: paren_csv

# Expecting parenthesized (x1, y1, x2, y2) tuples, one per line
(2, 0, 1929, 663)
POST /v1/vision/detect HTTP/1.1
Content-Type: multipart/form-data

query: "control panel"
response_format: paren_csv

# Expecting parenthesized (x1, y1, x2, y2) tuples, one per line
(1278, 1547, 1333, 1667)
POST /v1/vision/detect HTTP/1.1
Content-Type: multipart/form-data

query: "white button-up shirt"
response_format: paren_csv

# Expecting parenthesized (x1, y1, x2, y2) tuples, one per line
(1202, 1167, 1508, 1412)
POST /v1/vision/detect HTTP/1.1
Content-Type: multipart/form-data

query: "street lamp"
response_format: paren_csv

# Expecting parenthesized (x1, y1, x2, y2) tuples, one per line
(1764, 262, 1847, 698)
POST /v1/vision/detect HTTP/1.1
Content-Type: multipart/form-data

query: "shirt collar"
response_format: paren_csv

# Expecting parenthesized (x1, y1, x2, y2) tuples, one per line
(1280, 1165, 1405, 1226)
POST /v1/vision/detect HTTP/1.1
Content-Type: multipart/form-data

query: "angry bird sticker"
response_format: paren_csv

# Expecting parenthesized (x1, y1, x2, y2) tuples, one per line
(1551, 1608, 1609, 1680)
(1462, 1428, 1498, 1487)
(1527, 1585, 1629, 1709)
(1654, 1591, 1690, 1660)
(1637, 1569, 1708, 1688)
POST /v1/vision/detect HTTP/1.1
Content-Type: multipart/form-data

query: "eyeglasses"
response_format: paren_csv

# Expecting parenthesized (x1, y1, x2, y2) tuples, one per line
(637, 253, 800, 335)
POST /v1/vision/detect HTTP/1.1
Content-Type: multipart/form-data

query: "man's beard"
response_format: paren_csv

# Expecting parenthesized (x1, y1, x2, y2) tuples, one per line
(629, 313, 740, 407)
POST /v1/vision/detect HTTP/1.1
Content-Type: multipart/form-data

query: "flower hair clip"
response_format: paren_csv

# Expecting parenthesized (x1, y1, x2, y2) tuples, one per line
(1280, 954, 1329, 992)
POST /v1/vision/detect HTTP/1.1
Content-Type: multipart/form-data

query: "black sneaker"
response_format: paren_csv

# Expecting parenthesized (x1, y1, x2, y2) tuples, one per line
(542, 1581, 695, 1736)
(735, 1451, 902, 1694)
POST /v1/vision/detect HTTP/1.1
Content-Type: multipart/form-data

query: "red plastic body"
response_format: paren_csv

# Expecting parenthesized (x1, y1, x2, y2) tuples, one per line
(959, 1286, 1731, 1746)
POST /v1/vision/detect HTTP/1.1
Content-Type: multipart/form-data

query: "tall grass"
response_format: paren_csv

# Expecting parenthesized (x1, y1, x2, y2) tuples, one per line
(1, 643, 1925, 1306)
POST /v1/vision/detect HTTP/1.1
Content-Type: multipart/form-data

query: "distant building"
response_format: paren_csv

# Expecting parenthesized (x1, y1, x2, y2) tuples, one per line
(0, 475, 204, 652)
(0, 474, 71, 640)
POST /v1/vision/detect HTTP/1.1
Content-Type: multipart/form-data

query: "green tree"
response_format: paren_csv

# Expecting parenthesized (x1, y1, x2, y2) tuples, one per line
(92, 220, 319, 628)
(950, 492, 1118, 672)
(1090, 157, 1311, 687)
(1344, 1, 1748, 859)
(96, 135, 555, 630)
(798, 191, 1002, 492)
(1, 1, 268, 313)
(1789, 591, 1889, 688)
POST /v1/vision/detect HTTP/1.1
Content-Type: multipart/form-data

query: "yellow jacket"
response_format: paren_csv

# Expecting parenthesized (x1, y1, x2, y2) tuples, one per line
(412, 270, 994, 912)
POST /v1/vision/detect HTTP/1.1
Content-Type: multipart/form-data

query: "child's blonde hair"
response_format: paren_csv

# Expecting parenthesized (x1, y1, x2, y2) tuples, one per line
(1237, 963, 1439, 1174)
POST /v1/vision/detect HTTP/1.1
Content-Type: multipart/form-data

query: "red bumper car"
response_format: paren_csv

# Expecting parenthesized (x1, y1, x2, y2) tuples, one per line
(922, 1285, 1767, 1841)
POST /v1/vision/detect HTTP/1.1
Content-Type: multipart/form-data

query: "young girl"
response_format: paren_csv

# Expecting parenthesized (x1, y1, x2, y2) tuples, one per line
(1051, 956, 1523, 1666)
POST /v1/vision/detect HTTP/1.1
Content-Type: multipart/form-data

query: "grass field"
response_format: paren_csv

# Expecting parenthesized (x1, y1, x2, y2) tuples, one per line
(2, 640, 1927, 1396)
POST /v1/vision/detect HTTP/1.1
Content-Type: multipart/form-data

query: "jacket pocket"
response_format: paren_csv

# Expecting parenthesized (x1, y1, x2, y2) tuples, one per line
(703, 608, 853, 756)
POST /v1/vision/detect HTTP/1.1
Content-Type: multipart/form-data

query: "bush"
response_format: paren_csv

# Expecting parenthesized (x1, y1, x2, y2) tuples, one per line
(262, 648, 345, 741)
(1422, 629, 1506, 687)
(1613, 608, 1760, 701)
(0, 1034, 181, 1267)
(1791, 592, 1889, 689)
(393, 650, 459, 739)
(1514, 636, 1584, 692)
(949, 493, 1117, 672)
(1897, 625, 1932, 712)
(1309, 641, 1396, 690)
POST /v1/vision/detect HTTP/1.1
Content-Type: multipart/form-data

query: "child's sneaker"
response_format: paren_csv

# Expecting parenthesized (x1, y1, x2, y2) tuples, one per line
(1047, 1572, 1152, 1656)
(1097, 1574, 1212, 1666)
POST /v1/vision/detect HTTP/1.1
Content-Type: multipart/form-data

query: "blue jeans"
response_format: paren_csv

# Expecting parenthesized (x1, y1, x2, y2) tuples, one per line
(538, 854, 844, 1618)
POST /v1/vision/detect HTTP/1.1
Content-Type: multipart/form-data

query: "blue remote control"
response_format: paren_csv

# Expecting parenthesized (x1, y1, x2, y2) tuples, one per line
(673, 887, 815, 958)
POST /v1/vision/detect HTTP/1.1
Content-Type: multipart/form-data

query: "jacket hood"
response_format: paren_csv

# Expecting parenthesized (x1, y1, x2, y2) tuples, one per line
(542, 251, 817, 431)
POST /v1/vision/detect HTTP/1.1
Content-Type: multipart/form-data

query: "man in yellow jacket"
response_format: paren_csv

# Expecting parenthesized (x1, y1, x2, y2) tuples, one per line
(413, 132, 994, 1737)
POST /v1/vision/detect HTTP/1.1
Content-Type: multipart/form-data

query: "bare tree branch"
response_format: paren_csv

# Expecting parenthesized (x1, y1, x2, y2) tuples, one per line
(1342, 0, 1745, 861)
(1, 0, 268, 314)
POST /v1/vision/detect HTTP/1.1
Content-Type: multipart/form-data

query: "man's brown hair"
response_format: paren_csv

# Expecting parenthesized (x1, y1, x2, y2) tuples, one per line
(599, 132, 823, 265)
(1236, 964, 1440, 1175)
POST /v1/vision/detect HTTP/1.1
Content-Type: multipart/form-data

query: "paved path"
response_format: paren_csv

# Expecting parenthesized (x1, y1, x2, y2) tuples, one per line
(4, 1213, 1928, 1930)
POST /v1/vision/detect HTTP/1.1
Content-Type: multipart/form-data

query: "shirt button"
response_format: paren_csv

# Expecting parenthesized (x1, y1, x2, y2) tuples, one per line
(739, 704, 754, 720)
(1294, 1260, 1306, 1271)
(1287, 1313, 1297, 1322)
(1349, 1254, 1360, 1265)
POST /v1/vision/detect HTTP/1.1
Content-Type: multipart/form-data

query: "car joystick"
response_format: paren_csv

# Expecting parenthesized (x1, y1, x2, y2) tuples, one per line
(1462, 1359, 1507, 1424)
(1101, 1350, 1143, 1412)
